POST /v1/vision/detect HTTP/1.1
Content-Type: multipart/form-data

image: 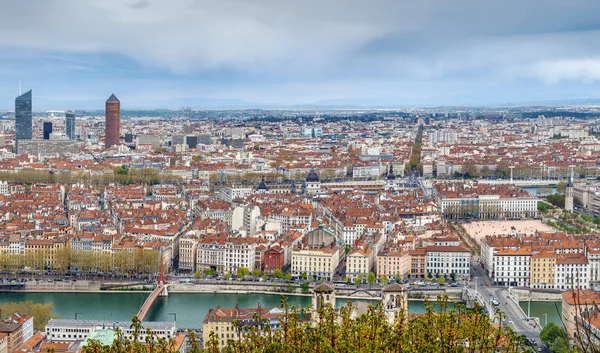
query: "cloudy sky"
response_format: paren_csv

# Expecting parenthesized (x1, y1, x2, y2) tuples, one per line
(2, 0, 600, 109)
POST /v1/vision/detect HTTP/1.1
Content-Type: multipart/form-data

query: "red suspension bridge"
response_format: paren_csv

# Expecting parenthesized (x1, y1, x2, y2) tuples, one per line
(136, 256, 169, 321)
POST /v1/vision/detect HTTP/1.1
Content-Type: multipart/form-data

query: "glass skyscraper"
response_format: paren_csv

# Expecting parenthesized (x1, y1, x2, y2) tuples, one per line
(15, 89, 32, 153)
(65, 110, 76, 140)
(43, 122, 53, 140)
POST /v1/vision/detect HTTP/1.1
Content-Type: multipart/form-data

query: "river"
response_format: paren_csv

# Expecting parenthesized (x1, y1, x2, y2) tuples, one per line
(1, 292, 455, 329)
(519, 300, 562, 328)
(0, 292, 562, 329)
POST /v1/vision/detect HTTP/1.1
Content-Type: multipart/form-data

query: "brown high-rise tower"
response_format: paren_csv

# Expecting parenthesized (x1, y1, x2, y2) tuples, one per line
(105, 94, 120, 148)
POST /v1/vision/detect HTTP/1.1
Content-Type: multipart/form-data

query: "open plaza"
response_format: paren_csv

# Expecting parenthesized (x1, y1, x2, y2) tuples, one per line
(463, 220, 555, 244)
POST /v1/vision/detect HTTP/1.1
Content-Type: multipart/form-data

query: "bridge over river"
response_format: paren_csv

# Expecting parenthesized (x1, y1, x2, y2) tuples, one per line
(136, 259, 169, 321)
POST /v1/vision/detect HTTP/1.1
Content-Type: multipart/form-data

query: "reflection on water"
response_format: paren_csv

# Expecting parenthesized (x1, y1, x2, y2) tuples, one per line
(0, 292, 446, 329)
(5, 291, 546, 329)
(519, 300, 562, 327)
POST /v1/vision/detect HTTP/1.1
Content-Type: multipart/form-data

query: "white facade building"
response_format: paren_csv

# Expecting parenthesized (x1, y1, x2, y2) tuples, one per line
(439, 194, 538, 219)
(555, 253, 589, 290)
(196, 237, 259, 274)
(425, 246, 471, 279)
(0, 181, 8, 195)
(220, 186, 253, 203)
(352, 164, 380, 179)
(45, 319, 176, 343)
(492, 249, 532, 287)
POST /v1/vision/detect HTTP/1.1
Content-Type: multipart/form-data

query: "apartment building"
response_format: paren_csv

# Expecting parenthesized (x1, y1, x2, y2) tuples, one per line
(263, 246, 286, 271)
(425, 245, 471, 279)
(203, 304, 285, 350)
(588, 246, 600, 285)
(195, 201, 234, 226)
(530, 251, 556, 289)
(555, 253, 589, 290)
(195, 237, 259, 274)
(220, 186, 253, 203)
(224, 237, 259, 274)
(436, 182, 538, 219)
(178, 235, 198, 273)
(376, 243, 410, 279)
(408, 249, 427, 278)
(492, 248, 532, 287)
(481, 235, 521, 278)
(196, 237, 226, 273)
(561, 290, 600, 340)
(8, 314, 33, 343)
(291, 226, 343, 280)
(151, 184, 179, 201)
(291, 247, 341, 281)
(70, 233, 112, 253)
(0, 318, 22, 352)
(352, 164, 380, 179)
(23, 238, 67, 268)
(346, 241, 374, 279)
(267, 208, 313, 235)
(573, 183, 600, 213)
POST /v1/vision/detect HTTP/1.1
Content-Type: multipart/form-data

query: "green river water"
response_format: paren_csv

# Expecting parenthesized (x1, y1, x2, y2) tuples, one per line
(0, 292, 562, 329)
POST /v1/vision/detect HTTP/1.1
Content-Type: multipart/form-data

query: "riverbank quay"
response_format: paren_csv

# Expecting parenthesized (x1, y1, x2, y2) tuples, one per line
(1, 279, 465, 301)
(511, 288, 563, 301)
(1, 279, 565, 305)
(167, 283, 465, 301)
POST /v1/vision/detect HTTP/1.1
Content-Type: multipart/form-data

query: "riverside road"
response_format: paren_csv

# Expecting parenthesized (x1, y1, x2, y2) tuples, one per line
(471, 258, 550, 352)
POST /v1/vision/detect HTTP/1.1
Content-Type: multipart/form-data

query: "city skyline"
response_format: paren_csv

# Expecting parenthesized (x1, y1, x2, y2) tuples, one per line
(2, 1, 600, 109)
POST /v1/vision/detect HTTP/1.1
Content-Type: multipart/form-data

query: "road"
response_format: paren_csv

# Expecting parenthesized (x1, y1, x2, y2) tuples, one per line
(470, 258, 549, 352)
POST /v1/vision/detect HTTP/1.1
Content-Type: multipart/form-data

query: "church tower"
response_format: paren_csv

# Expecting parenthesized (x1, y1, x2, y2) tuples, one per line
(312, 283, 336, 310)
(381, 283, 407, 323)
(565, 165, 574, 212)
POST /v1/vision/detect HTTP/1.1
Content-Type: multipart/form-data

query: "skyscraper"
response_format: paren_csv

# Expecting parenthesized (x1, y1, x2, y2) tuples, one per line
(43, 122, 53, 140)
(65, 110, 76, 140)
(105, 94, 120, 148)
(15, 89, 32, 153)
(184, 119, 192, 134)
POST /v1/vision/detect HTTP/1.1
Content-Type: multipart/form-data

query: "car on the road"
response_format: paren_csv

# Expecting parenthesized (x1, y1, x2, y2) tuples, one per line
(537, 348, 543, 352)
(508, 320, 514, 324)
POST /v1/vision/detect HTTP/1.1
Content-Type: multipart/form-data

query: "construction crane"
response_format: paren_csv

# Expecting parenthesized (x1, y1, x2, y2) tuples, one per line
(182, 106, 192, 120)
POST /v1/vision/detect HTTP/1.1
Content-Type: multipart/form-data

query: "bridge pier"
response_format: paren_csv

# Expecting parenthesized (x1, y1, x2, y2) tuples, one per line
(160, 285, 168, 297)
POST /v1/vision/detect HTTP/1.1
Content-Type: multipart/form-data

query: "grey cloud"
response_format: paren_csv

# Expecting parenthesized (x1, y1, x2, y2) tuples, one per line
(130, 0, 151, 10)
(1, 0, 600, 105)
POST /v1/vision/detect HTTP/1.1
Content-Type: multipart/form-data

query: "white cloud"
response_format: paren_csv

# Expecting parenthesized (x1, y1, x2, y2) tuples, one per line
(530, 58, 600, 85)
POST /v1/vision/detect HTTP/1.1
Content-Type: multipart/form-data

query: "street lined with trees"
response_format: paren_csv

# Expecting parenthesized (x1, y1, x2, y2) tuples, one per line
(0, 248, 160, 276)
